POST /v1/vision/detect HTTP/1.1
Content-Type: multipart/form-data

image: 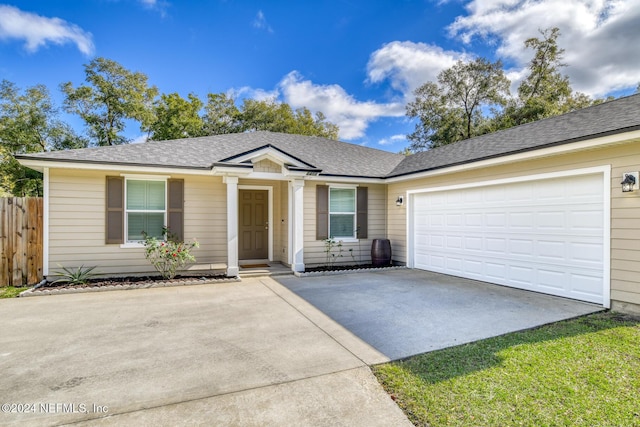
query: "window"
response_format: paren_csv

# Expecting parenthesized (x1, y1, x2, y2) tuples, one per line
(329, 187, 356, 238)
(125, 179, 166, 242)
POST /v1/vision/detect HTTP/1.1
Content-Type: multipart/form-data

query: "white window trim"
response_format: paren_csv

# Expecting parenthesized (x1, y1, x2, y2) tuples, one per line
(328, 185, 358, 241)
(120, 176, 168, 247)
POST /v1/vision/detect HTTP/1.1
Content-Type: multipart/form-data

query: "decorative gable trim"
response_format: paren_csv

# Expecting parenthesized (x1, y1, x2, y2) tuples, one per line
(219, 144, 318, 169)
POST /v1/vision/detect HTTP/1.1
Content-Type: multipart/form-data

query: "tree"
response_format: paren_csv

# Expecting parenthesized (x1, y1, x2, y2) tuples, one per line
(61, 57, 158, 146)
(147, 92, 204, 141)
(202, 93, 244, 135)
(497, 28, 595, 127)
(406, 58, 510, 151)
(240, 98, 339, 139)
(201, 95, 339, 139)
(0, 80, 86, 196)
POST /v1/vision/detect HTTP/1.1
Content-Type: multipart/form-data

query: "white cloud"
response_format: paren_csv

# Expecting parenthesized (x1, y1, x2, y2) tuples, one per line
(0, 5, 94, 55)
(252, 10, 274, 33)
(366, 41, 468, 98)
(232, 86, 280, 101)
(448, 0, 640, 96)
(278, 71, 405, 140)
(137, 0, 169, 17)
(130, 134, 148, 144)
(378, 134, 406, 146)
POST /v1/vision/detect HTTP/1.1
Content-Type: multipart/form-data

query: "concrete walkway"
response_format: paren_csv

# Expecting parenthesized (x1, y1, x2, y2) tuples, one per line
(0, 278, 410, 426)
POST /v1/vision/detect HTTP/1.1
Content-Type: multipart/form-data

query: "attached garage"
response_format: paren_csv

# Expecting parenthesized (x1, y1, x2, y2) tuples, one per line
(408, 168, 610, 306)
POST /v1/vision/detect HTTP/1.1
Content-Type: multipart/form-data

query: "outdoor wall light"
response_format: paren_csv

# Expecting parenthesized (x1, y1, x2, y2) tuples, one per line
(621, 172, 639, 193)
(396, 195, 404, 206)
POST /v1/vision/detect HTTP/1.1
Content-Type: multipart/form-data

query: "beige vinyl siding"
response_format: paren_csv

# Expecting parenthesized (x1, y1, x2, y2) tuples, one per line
(304, 181, 387, 267)
(387, 137, 640, 308)
(48, 169, 227, 276)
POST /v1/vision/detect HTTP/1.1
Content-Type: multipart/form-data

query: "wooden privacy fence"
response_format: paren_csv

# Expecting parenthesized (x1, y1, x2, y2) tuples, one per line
(0, 197, 43, 287)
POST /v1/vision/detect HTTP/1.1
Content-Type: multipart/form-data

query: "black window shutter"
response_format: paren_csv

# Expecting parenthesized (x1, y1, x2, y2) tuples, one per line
(105, 176, 124, 244)
(357, 187, 368, 239)
(316, 185, 328, 240)
(167, 179, 184, 242)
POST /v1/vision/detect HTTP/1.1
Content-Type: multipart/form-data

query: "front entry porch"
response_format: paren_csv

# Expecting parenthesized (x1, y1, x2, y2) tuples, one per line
(223, 176, 305, 277)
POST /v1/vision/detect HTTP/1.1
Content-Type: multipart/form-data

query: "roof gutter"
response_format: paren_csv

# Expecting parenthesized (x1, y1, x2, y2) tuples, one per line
(16, 157, 215, 175)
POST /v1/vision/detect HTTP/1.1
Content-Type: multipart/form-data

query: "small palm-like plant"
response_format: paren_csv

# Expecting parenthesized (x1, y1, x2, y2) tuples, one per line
(53, 265, 98, 285)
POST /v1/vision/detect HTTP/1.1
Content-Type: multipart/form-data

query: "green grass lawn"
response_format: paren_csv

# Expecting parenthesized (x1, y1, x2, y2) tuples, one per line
(373, 312, 640, 426)
(0, 286, 29, 298)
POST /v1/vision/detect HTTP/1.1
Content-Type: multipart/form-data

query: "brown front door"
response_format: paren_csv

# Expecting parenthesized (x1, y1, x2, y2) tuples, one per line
(239, 190, 269, 260)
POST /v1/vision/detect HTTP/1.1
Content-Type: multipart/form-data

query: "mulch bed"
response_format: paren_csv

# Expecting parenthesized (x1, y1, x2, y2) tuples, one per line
(304, 263, 397, 273)
(30, 273, 234, 292)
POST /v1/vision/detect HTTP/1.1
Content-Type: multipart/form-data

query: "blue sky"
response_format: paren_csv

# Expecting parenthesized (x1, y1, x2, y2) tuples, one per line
(1, 0, 639, 152)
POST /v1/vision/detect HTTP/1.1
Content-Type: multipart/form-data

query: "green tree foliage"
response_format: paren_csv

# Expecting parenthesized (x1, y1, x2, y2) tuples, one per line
(148, 93, 340, 141)
(198, 94, 338, 140)
(240, 98, 339, 139)
(147, 92, 204, 140)
(0, 80, 86, 196)
(406, 58, 510, 151)
(496, 28, 595, 128)
(61, 57, 158, 146)
(202, 93, 244, 135)
(405, 28, 602, 152)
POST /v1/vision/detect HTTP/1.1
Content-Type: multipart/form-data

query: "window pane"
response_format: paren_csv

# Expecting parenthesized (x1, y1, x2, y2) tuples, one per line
(146, 181, 166, 210)
(330, 214, 354, 238)
(330, 188, 355, 213)
(126, 180, 146, 210)
(127, 180, 165, 210)
(127, 212, 164, 241)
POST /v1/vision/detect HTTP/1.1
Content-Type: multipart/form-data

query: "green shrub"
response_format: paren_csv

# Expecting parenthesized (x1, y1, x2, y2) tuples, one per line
(142, 228, 199, 279)
(53, 265, 98, 285)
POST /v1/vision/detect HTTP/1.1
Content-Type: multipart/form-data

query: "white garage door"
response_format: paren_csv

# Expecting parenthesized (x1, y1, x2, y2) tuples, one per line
(411, 173, 606, 305)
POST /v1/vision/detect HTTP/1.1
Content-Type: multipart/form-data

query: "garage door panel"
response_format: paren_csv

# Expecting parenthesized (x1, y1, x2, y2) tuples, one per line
(487, 213, 507, 227)
(509, 265, 536, 286)
(486, 237, 507, 254)
(465, 236, 483, 251)
(510, 239, 534, 256)
(538, 211, 566, 229)
(510, 212, 535, 229)
(538, 270, 566, 290)
(571, 273, 602, 296)
(464, 259, 483, 275)
(446, 235, 463, 249)
(569, 210, 602, 230)
(538, 240, 566, 260)
(446, 257, 463, 272)
(411, 173, 605, 305)
(569, 242, 602, 264)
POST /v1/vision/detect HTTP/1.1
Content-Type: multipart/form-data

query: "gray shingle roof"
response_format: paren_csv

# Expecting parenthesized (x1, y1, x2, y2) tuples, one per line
(389, 93, 640, 177)
(18, 131, 406, 178)
(17, 94, 640, 179)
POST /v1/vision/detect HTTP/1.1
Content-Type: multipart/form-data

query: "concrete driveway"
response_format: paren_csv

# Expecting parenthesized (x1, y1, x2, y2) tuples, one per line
(0, 278, 410, 426)
(276, 269, 604, 361)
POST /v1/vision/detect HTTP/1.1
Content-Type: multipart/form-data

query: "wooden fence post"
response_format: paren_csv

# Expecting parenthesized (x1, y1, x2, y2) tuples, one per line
(0, 197, 43, 287)
(0, 198, 9, 286)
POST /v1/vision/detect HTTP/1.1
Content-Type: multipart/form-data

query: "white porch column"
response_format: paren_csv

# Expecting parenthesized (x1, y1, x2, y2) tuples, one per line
(224, 176, 239, 276)
(290, 179, 305, 272)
